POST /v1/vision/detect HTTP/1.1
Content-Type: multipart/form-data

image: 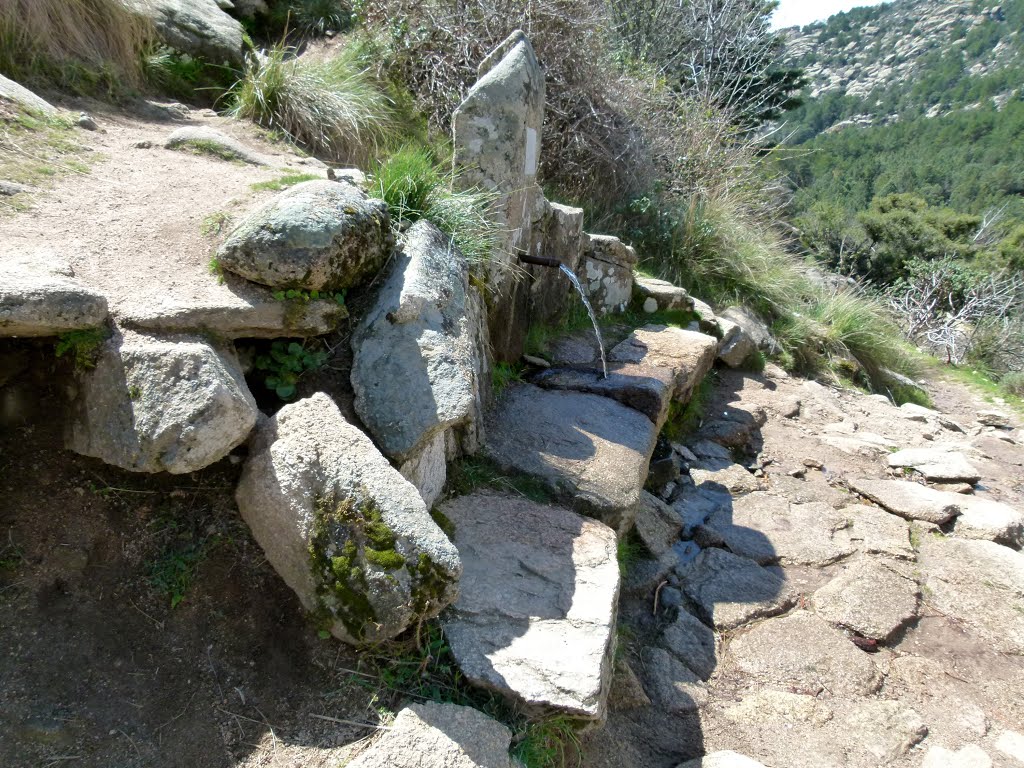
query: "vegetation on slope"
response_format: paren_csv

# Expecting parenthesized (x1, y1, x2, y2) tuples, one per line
(779, 0, 1024, 386)
(0, 0, 152, 93)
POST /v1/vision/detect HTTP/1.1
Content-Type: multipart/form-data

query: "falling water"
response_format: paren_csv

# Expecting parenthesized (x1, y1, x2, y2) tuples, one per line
(559, 264, 607, 379)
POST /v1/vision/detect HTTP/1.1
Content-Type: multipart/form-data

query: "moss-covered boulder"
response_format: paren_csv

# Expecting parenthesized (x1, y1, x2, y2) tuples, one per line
(216, 180, 393, 292)
(235, 393, 461, 645)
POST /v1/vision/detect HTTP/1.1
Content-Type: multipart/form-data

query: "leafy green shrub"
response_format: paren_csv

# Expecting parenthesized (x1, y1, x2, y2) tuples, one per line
(0, 0, 151, 93)
(228, 43, 394, 163)
(1001, 371, 1024, 397)
(253, 339, 328, 399)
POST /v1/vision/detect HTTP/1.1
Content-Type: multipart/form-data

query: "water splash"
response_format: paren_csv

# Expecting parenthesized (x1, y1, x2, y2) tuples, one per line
(559, 264, 607, 379)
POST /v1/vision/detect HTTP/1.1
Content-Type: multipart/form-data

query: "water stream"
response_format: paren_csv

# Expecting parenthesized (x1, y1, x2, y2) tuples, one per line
(559, 264, 608, 379)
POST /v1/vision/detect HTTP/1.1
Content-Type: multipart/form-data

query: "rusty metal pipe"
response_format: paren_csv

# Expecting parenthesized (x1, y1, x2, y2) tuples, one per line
(517, 253, 562, 268)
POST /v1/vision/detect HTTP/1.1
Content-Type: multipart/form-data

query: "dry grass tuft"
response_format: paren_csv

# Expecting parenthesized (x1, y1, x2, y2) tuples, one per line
(0, 0, 151, 91)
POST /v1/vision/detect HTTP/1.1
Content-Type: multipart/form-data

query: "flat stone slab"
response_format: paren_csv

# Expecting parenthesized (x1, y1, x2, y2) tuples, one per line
(811, 558, 920, 640)
(164, 126, 271, 165)
(677, 547, 795, 630)
(678, 752, 767, 768)
(922, 745, 994, 768)
(845, 504, 915, 560)
(887, 447, 981, 483)
(640, 647, 708, 713)
(723, 612, 883, 696)
(346, 702, 517, 768)
(114, 276, 345, 338)
(843, 700, 928, 763)
(690, 462, 761, 496)
(704, 493, 855, 567)
(1, 256, 108, 337)
(441, 491, 619, 721)
(952, 494, 1024, 548)
(918, 536, 1024, 654)
(485, 383, 657, 531)
(849, 477, 961, 524)
(723, 690, 834, 726)
(661, 609, 717, 679)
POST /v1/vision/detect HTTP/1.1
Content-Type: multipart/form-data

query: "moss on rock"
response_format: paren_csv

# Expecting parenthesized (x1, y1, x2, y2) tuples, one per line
(309, 493, 405, 640)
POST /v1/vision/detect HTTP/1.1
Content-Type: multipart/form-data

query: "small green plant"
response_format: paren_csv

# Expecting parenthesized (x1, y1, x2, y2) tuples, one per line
(201, 211, 232, 236)
(253, 339, 328, 399)
(272, 288, 347, 306)
(1000, 371, 1024, 397)
(148, 541, 207, 609)
(512, 717, 584, 768)
(250, 172, 320, 192)
(662, 372, 715, 441)
(0, 534, 24, 573)
(742, 348, 767, 373)
(491, 362, 523, 398)
(287, 0, 355, 36)
(55, 327, 108, 369)
(616, 532, 648, 575)
(128, 385, 142, 400)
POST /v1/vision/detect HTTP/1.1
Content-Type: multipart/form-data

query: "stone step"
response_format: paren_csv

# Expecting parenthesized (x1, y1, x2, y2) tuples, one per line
(439, 491, 619, 722)
(484, 382, 658, 533)
(530, 324, 717, 431)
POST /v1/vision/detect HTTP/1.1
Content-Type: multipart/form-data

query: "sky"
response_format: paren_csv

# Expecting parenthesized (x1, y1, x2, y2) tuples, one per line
(771, 0, 890, 29)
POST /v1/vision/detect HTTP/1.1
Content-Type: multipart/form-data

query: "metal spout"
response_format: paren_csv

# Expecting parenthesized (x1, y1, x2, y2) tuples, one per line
(517, 253, 562, 268)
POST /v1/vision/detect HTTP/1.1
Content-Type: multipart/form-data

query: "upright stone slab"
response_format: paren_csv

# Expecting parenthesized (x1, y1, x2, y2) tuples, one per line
(528, 199, 584, 327)
(235, 394, 461, 645)
(581, 234, 638, 314)
(66, 329, 256, 474)
(351, 221, 490, 507)
(484, 383, 658, 532)
(452, 30, 545, 361)
(441, 491, 619, 721)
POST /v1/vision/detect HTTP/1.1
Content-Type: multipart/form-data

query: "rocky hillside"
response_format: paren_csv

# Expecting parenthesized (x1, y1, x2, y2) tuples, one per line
(781, 0, 1023, 138)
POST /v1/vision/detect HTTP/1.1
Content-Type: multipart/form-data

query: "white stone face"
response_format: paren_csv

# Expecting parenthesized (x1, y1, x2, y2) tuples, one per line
(524, 127, 539, 176)
(643, 297, 659, 313)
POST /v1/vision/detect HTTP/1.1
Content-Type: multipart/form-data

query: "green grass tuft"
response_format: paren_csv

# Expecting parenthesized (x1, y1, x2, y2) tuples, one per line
(445, 456, 553, 504)
(512, 717, 584, 768)
(372, 146, 501, 265)
(250, 172, 321, 192)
